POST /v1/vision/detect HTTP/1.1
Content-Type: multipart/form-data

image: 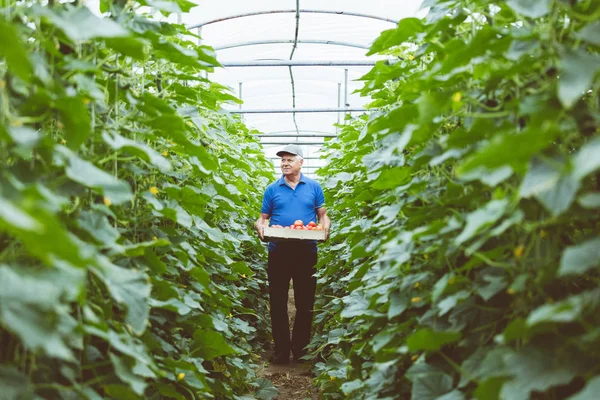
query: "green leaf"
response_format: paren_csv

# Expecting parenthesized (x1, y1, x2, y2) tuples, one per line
(506, 0, 551, 18)
(254, 377, 279, 400)
(104, 37, 148, 60)
(406, 363, 454, 400)
(0, 266, 75, 361)
(406, 329, 461, 351)
(0, 365, 34, 400)
(437, 291, 470, 316)
(519, 158, 580, 216)
(0, 21, 33, 81)
(102, 131, 171, 171)
(559, 237, 600, 276)
(78, 210, 120, 246)
(575, 22, 600, 46)
(371, 167, 412, 190)
(0, 197, 42, 232)
(527, 289, 600, 325)
(501, 348, 579, 400)
(572, 137, 600, 180)
(56, 95, 92, 149)
(475, 377, 506, 400)
(37, 6, 129, 41)
(454, 199, 508, 246)
(558, 50, 600, 109)
(578, 192, 600, 209)
(368, 18, 424, 55)
(388, 291, 409, 318)
(59, 147, 133, 204)
(93, 261, 151, 335)
(568, 377, 600, 400)
(192, 329, 237, 360)
(109, 353, 147, 395)
(457, 118, 560, 175)
(6, 126, 41, 148)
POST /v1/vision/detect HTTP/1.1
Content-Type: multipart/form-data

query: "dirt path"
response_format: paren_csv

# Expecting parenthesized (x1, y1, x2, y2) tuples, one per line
(257, 288, 319, 400)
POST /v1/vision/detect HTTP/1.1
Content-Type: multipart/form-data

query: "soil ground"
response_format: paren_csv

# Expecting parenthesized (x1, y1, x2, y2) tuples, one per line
(256, 287, 319, 400)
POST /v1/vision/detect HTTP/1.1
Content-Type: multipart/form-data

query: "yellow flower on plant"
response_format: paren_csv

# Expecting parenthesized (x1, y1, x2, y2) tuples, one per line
(177, 373, 185, 381)
(149, 186, 159, 195)
(411, 297, 422, 303)
(408, 54, 415, 60)
(162, 150, 168, 156)
(60, 139, 67, 145)
(411, 354, 419, 361)
(514, 245, 525, 259)
(83, 98, 90, 105)
(153, 236, 158, 241)
(330, 376, 335, 381)
(103, 197, 112, 206)
(423, 254, 429, 260)
(507, 288, 516, 295)
(414, 282, 420, 288)
(452, 92, 462, 103)
(227, 313, 233, 318)
(242, 274, 247, 279)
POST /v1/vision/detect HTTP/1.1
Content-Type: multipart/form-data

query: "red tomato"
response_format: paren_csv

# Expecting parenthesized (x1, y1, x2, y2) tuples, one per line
(294, 220, 304, 227)
(308, 221, 317, 227)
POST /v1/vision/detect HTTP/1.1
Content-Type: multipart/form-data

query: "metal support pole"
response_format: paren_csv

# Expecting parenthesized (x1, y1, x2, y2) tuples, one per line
(238, 82, 243, 109)
(230, 107, 369, 114)
(337, 82, 341, 128)
(220, 60, 377, 67)
(197, 27, 202, 46)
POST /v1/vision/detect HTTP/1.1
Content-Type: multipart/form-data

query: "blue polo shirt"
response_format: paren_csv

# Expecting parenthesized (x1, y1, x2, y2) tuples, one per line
(261, 173, 325, 252)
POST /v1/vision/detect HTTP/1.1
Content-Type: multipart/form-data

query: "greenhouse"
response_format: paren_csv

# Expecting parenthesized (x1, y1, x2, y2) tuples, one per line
(0, 0, 599, 399)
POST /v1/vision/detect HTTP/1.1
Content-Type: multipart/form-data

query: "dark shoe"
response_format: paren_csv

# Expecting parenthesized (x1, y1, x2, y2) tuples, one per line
(269, 355, 290, 365)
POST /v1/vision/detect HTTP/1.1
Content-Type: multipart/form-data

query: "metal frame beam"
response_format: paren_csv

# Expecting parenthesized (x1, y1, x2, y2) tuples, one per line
(189, 9, 399, 29)
(258, 134, 336, 138)
(230, 107, 368, 114)
(258, 130, 334, 136)
(262, 142, 327, 145)
(220, 60, 377, 67)
(215, 39, 369, 51)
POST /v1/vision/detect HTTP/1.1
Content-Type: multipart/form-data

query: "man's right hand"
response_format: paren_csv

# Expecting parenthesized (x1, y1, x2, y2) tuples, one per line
(254, 219, 266, 241)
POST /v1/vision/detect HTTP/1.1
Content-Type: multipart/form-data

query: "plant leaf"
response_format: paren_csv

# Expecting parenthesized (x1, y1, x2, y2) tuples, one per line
(559, 237, 600, 276)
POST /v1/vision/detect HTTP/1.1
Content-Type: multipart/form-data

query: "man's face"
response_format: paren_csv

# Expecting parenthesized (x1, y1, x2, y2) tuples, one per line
(280, 153, 303, 176)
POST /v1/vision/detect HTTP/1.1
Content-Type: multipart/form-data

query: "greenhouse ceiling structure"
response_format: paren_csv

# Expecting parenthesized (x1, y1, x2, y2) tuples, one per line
(178, 0, 427, 177)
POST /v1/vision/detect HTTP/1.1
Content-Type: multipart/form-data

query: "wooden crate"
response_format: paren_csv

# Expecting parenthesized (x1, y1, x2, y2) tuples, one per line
(263, 226, 326, 241)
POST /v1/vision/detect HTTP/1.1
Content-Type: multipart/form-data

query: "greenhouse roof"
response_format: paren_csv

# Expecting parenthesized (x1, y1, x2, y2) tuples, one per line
(91, 0, 426, 177)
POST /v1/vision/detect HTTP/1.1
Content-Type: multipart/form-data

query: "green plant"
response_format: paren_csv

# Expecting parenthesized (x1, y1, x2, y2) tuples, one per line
(311, 1, 600, 399)
(0, 0, 274, 398)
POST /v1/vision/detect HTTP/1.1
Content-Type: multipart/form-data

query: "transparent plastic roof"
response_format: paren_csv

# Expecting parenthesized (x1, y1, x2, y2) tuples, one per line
(91, 0, 426, 176)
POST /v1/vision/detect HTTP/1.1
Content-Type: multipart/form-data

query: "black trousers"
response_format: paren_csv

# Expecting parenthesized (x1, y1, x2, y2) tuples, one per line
(267, 244, 317, 360)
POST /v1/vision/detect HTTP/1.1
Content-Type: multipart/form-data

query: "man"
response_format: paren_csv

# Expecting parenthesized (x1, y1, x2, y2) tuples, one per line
(254, 144, 331, 365)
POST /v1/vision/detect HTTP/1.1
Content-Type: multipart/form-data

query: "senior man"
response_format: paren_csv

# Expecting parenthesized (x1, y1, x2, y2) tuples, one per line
(255, 144, 331, 365)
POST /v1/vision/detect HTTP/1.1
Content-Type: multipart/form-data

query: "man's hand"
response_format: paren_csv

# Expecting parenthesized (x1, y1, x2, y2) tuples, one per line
(255, 213, 270, 242)
(317, 207, 331, 241)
